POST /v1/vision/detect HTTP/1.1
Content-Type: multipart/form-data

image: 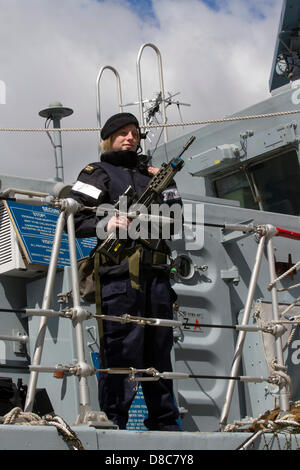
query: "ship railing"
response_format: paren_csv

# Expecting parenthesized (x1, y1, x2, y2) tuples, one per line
(0, 192, 114, 427)
(22, 205, 300, 427)
(218, 223, 291, 429)
(20, 196, 118, 427)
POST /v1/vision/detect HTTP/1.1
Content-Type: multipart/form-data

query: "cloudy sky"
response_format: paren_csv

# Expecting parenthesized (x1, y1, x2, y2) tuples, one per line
(0, 0, 283, 184)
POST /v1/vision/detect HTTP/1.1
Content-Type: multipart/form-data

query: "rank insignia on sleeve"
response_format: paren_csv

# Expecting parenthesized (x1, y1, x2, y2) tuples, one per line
(83, 164, 96, 174)
(162, 187, 181, 202)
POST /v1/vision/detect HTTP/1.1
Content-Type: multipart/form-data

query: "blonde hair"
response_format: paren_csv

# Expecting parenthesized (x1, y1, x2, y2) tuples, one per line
(100, 135, 114, 153)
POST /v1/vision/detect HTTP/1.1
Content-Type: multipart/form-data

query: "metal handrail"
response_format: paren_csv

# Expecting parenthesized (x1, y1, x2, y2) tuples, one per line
(23, 200, 93, 420)
(15, 193, 291, 428)
(219, 224, 291, 428)
(96, 66, 123, 145)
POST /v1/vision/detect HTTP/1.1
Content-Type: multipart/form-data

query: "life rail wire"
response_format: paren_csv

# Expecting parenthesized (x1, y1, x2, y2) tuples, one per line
(3, 306, 300, 332)
(0, 108, 300, 133)
(0, 360, 292, 390)
(23, 363, 272, 385)
(94, 367, 270, 384)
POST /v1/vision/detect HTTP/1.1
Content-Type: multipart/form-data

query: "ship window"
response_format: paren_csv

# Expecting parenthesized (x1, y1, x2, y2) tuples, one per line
(215, 149, 300, 215)
(215, 172, 259, 210)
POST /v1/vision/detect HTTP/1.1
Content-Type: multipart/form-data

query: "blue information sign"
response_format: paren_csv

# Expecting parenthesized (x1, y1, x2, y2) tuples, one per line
(5, 200, 97, 268)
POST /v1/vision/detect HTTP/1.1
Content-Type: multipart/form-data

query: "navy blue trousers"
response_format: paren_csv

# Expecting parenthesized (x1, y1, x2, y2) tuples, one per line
(98, 269, 180, 431)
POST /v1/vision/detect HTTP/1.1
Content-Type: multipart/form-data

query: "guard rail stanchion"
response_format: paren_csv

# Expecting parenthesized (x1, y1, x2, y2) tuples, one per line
(266, 230, 291, 413)
(24, 198, 113, 427)
(219, 223, 300, 427)
(66, 208, 93, 421)
(24, 210, 66, 412)
(219, 233, 267, 429)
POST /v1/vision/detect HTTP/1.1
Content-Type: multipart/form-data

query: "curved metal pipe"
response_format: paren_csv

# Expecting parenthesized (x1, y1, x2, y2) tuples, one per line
(136, 43, 168, 153)
(96, 66, 123, 145)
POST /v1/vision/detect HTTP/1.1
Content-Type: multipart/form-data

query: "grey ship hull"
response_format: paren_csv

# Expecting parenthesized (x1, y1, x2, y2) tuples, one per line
(0, 425, 293, 451)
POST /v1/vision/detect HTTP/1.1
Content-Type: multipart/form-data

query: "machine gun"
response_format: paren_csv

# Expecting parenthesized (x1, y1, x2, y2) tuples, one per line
(98, 135, 196, 263)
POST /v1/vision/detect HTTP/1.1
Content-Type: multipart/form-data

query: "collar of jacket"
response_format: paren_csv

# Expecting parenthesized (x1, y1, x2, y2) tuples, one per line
(101, 150, 138, 168)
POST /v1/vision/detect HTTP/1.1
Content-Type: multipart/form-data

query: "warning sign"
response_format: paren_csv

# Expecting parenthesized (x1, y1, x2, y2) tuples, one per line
(176, 310, 205, 333)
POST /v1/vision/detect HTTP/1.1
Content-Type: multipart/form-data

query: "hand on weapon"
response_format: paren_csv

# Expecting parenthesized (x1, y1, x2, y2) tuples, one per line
(147, 166, 159, 176)
(107, 215, 130, 233)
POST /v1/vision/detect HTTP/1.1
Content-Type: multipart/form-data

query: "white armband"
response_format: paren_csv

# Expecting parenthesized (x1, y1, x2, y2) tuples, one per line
(72, 181, 102, 200)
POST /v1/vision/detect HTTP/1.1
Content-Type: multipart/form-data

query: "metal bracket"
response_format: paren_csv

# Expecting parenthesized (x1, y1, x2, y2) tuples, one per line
(220, 266, 240, 285)
(12, 329, 28, 354)
(220, 220, 254, 244)
(75, 406, 118, 429)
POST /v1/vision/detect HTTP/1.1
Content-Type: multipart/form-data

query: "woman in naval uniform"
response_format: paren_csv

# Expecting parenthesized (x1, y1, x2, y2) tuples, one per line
(69, 112, 181, 431)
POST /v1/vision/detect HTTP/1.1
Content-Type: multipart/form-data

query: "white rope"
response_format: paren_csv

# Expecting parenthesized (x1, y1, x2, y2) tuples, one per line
(0, 109, 300, 133)
(277, 283, 300, 292)
(268, 259, 300, 291)
(225, 410, 300, 433)
(224, 373, 298, 446)
(280, 295, 300, 318)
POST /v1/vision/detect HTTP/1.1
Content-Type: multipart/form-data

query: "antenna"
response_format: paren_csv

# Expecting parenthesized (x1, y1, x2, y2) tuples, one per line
(39, 102, 73, 182)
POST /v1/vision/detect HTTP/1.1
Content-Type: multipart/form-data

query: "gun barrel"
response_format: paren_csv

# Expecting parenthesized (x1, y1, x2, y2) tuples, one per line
(177, 135, 196, 158)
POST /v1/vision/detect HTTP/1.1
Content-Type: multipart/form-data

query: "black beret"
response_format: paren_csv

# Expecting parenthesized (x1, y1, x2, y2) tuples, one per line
(101, 112, 140, 140)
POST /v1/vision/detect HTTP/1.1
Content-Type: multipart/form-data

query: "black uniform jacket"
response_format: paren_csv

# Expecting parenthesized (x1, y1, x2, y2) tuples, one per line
(68, 150, 182, 275)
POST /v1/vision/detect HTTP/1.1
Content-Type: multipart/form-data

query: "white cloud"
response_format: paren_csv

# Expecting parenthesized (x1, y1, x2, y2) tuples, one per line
(0, 0, 283, 183)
